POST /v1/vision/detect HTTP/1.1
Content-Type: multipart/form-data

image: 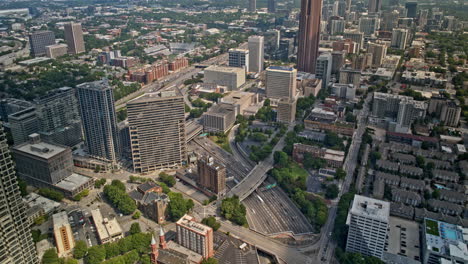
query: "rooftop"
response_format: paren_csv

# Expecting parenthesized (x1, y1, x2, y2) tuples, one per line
(268, 66, 295, 72)
(14, 135, 68, 160)
(54, 173, 93, 192)
(424, 218, 468, 261)
(205, 65, 245, 73)
(176, 214, 212, 235)
(385, 216, 421, 263)
(350, 195, 390, 222)
(129, 88, 182, 104)
(52, 211, 70, 228)
(91, 209, 123, 241)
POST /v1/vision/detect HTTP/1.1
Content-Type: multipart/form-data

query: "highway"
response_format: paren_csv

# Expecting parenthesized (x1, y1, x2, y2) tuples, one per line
(314, 93, 372, 263)
(227, 123, 295, 201)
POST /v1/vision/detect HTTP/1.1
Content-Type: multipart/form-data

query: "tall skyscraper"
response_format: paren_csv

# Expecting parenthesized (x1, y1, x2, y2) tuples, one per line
(76, 79, 121, 163)
(29, 31, 56, 57)
(0, 125, 38, 264)
(197, 156, 226, 195)
(248, 36, 264, 73)
(267, 0, 276, 13)
(368, 0, 382, 13)
(264, 29, 280, 57)
(315, 53, 332, 89)
(8, 107, 39, 145)
(127, 89, 187, 173)
(35, 87, 82, 147)
(332, 0, 347, 17)
(345, 195, 390, 259)
(228, 48, 249, 72)
(330, 19, 345, 35)
(391, 28, 409, 50)
(248, 0, 256, 12)
(176, 214, 214, 259)
(265, 66, 297, 99)
(297, 0, 323, 74)
(405, 2, 417, 18)
(64, 22, 85, 54)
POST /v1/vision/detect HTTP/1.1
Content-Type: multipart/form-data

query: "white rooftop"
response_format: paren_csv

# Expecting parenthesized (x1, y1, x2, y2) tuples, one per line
(350, 195, 390, 222)
(52, 211, 70, 228)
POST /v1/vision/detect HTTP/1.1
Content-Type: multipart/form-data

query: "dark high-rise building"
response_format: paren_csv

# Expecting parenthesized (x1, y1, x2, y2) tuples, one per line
(76, 79, 121, 163)
(29, 31, 55, 57)
(405, 2, 417, 18)
(64, 22, 85, 54)
(297, 0, 323, 74)
(197, 156, 226, 195)
(368, 0, 382, 13)
(248, 0, 256, 12)
(0, 125, 38, 264)
(35, 87, 82, 147)
(268, 0, 276, 13)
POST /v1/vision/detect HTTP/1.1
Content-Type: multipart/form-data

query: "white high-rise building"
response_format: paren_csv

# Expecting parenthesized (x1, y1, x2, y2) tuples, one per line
(331, 19, 346, 35)
(265, 66, 297, 99)
(228, 48, 249, 72)
(391, 28, 409, 50)
(248, 36, 264, 73)
(345, 195, 390, 259)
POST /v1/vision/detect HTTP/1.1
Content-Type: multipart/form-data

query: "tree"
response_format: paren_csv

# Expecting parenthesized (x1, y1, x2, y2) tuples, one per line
(432, 189, 440, 199)
(220, 196, 247, 226)
(303, 153, 326, 169)
(201, 258, 218, 264)
(167, 192, 192, 221)
(201, 216, 221, 231)
(63, 259, 78, 264)
(85, 246, 106, 264)
(274, 151, 289, 167)
(38, 188, 64, 202)
(103, 181, 136, 215)
(129, 222, 141, 235)
(132, 210, 141, 220)
(42, 248, 60, 264)
(335, 168, 346, 180)
(416, 156, 425, 168)
(73, 240, 88, 259)
(159, 172, 176, 187)
(325, 184, 339, 199)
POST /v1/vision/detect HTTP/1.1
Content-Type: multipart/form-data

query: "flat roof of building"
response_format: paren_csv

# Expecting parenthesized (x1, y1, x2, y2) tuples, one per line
(424, 218, 468, 261)
(23, 193, 61, 215)
(91, 209, 123, 241)
(268, 66, 295, 72)
(54, 173, 93, 192)
(205, 65, 245, 73)
(176, 214, 212, 235)
(129, 88, 182, 104)
(52, 211, 70, 228)
(14, 138, 68, 160)
(350, 195, 390, 222)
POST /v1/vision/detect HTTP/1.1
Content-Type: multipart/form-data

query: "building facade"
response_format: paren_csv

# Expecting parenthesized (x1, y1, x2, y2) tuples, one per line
(197, 156, 226, 195)
(76, 79, 121, 163)
(297, 0, 323, 73)
(277, 97, 297, 124)
(127, 90, 187, 173)
(204, 66, 246, 91)
(316, 53, 332, 89)
(176, 214, 214, 259)
(0, 125, 38, 264)
(45, 44, 68, 59)
(391, 28, 409, 50)
(8, 107, 39, 145)
(64, 22, 85, 54)
(34, 87, 82, 147)
(248, 36, 264, 73)
(346, 195, 390, 259)
(228, 49, 249, 72)
(265, 66, 297, 99)
(29, 31, 55, 57)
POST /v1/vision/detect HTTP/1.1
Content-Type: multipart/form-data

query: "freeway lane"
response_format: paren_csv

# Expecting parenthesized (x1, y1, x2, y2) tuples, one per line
(227, 123, 295, 201)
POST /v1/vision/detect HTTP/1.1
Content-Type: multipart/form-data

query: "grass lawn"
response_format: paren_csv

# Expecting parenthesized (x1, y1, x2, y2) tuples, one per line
(426, 219, 440, 236)
(209, 134, 233, 154)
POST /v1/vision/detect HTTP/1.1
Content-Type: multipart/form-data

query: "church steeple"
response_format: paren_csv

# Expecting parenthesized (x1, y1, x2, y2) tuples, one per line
(150, 235, 158, 264)
(159, 226, 167, 249)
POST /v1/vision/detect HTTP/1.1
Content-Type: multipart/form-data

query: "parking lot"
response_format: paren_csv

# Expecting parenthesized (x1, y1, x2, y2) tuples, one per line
(244, 183, 314, 236)
(68, 209, 99, 247)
